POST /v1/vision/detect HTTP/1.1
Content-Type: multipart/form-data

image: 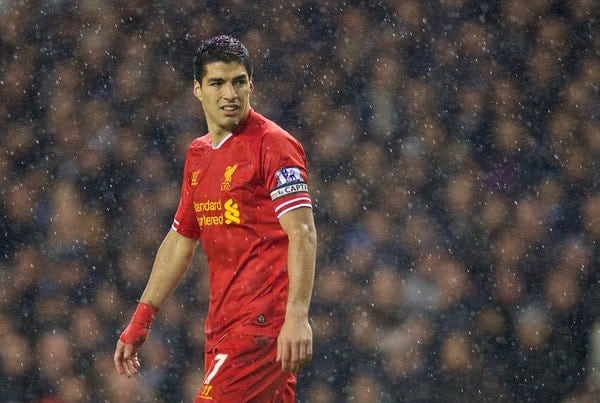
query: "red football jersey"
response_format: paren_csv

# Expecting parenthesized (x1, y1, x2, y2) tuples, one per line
(172, 109, 312, 347)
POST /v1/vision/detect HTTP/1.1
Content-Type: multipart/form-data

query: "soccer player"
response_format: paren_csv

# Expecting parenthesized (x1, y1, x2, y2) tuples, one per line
(113, 35, 317, 402)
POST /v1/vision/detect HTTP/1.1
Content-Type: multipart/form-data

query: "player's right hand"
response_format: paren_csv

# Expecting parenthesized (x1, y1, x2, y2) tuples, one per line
(113, 302, 158, 377)
(114, 337, 143, 378)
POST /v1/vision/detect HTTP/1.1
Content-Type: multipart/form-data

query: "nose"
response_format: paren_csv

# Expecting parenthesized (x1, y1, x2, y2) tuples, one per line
(222, 81, 237, 100)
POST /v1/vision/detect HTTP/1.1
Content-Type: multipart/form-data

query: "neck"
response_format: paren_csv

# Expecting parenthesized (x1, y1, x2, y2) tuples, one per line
(208, 109, 252, 146)
(209, 131, 231, 148)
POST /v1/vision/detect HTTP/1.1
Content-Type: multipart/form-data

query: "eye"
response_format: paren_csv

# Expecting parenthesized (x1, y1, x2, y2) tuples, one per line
(235, 79, 248, 88)
(208, 79, 224, 87)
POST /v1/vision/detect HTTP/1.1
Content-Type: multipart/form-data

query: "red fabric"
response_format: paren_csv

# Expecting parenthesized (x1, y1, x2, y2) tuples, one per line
(171, 109, 312, 348)
(195, 334, 296, 402)
(119, 302, 158, 345)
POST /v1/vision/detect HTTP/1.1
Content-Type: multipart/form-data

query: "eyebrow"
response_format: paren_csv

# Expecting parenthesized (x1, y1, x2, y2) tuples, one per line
(206, 73, 248, 83)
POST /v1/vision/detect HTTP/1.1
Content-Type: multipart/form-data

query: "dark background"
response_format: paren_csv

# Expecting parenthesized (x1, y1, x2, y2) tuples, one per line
(1, 0, 600, 401)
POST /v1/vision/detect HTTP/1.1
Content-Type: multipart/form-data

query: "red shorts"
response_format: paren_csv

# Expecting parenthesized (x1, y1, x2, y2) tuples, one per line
(195, 334, 296, 402)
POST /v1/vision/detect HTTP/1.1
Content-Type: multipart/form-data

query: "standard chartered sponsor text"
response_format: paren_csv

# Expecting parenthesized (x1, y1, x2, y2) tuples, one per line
(195, 198, 240, 226)
(198, 214, 224, 226)
(194, 199, 222, 212)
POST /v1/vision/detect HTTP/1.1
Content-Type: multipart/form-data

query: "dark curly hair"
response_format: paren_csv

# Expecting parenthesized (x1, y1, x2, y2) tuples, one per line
(193, 35, 253, 83)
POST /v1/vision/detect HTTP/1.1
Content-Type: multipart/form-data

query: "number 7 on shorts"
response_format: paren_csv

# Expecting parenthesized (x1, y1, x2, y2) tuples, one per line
(204, 353, 228, 384)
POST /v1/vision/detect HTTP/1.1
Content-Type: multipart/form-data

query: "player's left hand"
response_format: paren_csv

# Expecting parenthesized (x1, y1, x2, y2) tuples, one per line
(276, 306, 313, 373)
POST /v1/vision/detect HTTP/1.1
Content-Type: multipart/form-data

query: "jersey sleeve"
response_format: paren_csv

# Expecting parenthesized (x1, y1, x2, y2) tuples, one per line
(261, 131, 313, 219)
(172, 144, 201, 238)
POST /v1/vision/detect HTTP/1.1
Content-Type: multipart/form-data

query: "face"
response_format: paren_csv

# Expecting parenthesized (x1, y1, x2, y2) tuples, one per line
(194, 61, 253, 141)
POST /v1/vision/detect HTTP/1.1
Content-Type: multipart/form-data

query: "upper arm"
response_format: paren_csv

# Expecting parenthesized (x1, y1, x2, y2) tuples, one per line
(278, 207, 317, 242)
(140, 229, 199, 307)
(259, 129, 312, 219)
(160, 228, 199, 260)
(172, 141, 202, 238)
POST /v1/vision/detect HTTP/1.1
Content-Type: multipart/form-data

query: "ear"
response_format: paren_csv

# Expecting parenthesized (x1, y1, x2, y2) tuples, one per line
(193, 79, 202, 102)
(249, 80, 254, 93)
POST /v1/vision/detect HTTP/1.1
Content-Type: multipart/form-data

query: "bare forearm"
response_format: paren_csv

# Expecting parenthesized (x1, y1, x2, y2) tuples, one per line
(139, 229, 197, 309)
(283, 210, 317, 315)
(286, 237, 316, 312)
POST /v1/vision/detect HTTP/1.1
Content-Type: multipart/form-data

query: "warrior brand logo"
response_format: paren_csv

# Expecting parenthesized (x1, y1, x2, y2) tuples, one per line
(220, 164, 238, 190)
(197, 385, 213, 400)
(195, 198, 240, 226)
(191, 170, 200, 186)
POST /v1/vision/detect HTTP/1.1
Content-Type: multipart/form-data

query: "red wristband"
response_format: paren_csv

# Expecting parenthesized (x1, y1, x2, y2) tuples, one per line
(119, 302, 158, 345)
(131, 302, 158, 327)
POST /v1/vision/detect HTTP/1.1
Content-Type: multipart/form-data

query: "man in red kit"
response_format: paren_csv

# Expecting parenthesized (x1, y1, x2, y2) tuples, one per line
(113, 35, 317, 402)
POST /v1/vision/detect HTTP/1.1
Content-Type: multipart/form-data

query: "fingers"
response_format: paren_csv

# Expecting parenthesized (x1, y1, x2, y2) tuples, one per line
(123, 344, 138, 377)
(277, 336, 293, 372)
(277, 338, 312, 373)
(289, 341, 300, 372)
(294, 340, 312, 373)
(114, 340, 141, 378)
(114, 341, 126, 375)
(126, 353, 141, 377)
(300, 339, 313, 370)
(276, 337, 287, 368)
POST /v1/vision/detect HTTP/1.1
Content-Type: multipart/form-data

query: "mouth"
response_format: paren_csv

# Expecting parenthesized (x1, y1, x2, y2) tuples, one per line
(221, 104, 239, 117)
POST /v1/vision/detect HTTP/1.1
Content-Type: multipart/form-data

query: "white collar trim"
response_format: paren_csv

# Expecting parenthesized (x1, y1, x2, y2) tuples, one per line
(212, 132, 234, 149)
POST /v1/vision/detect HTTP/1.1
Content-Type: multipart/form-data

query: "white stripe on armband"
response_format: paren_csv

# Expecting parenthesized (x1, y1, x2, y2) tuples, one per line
(275, 196, 312, 213)
(276, 202, 313, 219)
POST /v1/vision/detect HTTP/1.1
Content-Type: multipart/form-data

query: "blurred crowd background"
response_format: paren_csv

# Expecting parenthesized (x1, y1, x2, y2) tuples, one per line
(1, 0, 600, 401)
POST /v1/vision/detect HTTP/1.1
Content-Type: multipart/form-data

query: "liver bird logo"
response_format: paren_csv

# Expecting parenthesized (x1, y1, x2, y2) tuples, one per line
(221, 164, 238, 190)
